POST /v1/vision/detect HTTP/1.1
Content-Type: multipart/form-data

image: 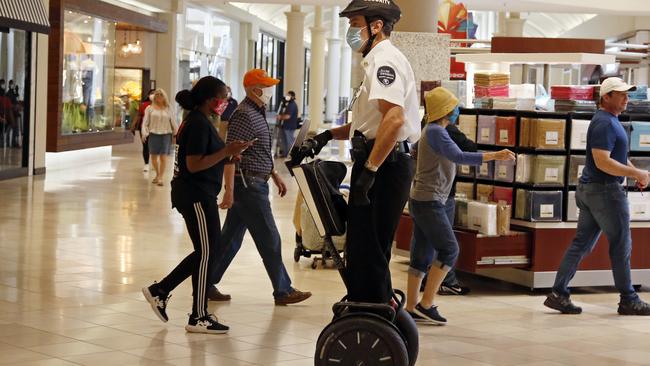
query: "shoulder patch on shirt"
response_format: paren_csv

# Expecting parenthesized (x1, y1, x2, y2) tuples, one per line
(377, 66, 396, 87)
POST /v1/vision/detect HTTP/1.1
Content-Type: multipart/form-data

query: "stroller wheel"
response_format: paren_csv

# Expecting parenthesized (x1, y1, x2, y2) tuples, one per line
(293, 246, 302, 262)
(315, 314, 409, 366)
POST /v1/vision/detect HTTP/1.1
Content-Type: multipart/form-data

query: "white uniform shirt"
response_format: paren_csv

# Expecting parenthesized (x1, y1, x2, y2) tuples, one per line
(142, 105, 178, 138)
(349, 39, 421, 143)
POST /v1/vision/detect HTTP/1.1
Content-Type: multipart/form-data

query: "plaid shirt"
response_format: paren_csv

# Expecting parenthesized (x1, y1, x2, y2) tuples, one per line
(227, 97, 273, 174)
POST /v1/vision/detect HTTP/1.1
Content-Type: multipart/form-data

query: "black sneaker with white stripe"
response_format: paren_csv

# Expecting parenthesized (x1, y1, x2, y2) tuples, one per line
(438, 282, 471, 296)
(142, 283, 171, 322)
(414, 303, 447, 325)
(185, 314, 229, 334)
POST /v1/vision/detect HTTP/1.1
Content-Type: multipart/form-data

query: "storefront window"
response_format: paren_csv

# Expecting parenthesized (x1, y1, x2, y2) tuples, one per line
(61, 11, 116, 135)
(178, 7, 235, 92)
(114, 68, 144, 130)
(0, 28, 29, 174)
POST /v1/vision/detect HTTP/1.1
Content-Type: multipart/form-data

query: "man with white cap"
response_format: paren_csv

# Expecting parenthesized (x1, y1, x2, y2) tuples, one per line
(545, 77, 650, 315)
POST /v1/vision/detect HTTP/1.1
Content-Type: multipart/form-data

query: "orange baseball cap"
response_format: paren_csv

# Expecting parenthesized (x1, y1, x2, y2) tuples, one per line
(243, 69, 280, 87)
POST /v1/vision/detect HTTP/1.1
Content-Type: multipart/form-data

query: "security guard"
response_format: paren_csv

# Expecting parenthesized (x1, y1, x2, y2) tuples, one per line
(303, 0, 420, 304)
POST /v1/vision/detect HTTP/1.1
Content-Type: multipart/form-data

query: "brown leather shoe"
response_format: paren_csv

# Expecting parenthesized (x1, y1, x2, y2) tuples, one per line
(274, 289, 312, 306)
(207, 287, 231, 301)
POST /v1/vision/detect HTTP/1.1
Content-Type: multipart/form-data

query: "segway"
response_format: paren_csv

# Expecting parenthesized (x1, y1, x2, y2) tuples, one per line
(285, 122, 418, 366)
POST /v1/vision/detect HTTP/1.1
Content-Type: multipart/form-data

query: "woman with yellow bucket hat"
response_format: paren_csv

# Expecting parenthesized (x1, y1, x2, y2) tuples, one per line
(405, 87, 515, 325)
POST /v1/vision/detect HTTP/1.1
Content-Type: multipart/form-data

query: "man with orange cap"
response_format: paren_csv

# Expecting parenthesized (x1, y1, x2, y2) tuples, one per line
(207, 69, 312, 305)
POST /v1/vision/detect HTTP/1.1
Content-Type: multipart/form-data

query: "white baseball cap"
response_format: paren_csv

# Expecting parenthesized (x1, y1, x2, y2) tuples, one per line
(600, 77, 636, 96)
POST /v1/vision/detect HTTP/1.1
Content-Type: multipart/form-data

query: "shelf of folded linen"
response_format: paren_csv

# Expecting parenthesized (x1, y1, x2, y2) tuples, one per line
(553, 99, 597, 113)
(550, 85, 595, 101)
(475, 85, 509, 98)
(474, 97, 535, 110)
(474, 72, 510, 87)
(626, 100, 650, 114)
(628, 86, 648, 101)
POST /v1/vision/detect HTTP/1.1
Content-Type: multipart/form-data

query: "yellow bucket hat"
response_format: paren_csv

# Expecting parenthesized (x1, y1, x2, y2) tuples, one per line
(425, 87, 459, 123)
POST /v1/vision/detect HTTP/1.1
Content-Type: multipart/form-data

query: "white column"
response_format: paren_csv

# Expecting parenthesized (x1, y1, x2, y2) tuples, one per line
(156, 11, 179, 101)
(634, 31, 650, 86)
(339, 27, 352, 102)
(506, 12, 526, 37)
(493, 11, 507, 37)
(284, 5, 306, 114)
(393, 0, 438, 33)
(6, 31, 14, 80)
(308, 6, 327, 131)
(325, 6, 341, 122)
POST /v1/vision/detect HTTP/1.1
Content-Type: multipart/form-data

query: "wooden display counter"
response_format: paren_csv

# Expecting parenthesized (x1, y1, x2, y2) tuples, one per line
(393, 214, 650, 289)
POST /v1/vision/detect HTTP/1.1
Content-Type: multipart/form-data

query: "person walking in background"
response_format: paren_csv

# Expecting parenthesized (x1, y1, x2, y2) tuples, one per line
(221, 86, 239, 123)
(544, 77, 650, 316)
(131, 89, 155, 172)
(276, 90, 299, 157)
(207, 69, 311, 305)
(142, 89, 178, 186)
(142, 76, 253, 334)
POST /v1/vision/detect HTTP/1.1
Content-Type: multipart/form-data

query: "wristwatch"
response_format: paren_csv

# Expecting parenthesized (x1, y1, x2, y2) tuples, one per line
(364, 160, 379, 172)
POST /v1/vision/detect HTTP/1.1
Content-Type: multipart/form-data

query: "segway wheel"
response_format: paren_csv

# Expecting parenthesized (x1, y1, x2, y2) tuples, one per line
(315, 315, 409, 366)
(395, 308, 419, 366)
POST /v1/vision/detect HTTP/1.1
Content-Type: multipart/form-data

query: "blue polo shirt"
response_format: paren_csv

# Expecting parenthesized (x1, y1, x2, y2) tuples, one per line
(580, 110, 628, 184)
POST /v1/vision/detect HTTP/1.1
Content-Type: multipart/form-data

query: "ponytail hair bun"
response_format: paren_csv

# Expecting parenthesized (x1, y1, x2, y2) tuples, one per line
(175, 90, 195, 110)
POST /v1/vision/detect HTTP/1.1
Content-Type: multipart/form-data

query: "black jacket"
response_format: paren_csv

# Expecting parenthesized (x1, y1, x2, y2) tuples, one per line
(446, 124, 477, 198)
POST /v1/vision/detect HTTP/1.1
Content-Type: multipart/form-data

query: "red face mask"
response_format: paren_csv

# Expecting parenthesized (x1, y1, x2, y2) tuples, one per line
(213, 99, 228, 115)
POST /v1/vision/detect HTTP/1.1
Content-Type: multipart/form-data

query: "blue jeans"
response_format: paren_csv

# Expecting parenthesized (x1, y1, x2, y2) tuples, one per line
(552, 182, 638, 302)
(409, 198, 459, 277)
(210, 176, 293, 298)
(279, 127, 296, 157)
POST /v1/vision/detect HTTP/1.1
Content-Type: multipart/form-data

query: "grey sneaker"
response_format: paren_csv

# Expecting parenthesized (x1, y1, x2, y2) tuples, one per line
(544, 292, 582, 314)
(618, 299, 650, 316)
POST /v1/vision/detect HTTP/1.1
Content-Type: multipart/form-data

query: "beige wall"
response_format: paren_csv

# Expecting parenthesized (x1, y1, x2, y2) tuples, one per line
(115, 30, 158, 78)
(32, 0, 49, 173)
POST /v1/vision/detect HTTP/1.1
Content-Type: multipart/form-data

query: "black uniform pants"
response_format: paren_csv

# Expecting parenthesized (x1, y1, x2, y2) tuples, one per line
(158, 198, 222, 318)
(344, 152, 415, 303)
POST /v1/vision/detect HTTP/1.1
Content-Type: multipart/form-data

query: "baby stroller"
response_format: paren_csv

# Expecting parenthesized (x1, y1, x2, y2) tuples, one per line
(285, 122, 418, 366)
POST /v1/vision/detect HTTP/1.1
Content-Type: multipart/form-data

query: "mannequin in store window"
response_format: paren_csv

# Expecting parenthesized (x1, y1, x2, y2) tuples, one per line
(81, 55, 97, 124)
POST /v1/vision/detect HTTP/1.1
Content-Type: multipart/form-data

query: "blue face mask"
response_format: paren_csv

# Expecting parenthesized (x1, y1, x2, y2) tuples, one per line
(448, 106, 460, 124)
(346, 26, 368, 53)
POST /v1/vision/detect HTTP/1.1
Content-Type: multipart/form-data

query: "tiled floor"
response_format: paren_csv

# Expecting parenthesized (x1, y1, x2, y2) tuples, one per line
(1, 143, 650, 365)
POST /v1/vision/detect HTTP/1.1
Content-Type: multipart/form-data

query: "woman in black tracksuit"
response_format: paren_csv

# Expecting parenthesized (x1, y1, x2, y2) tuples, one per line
(142, 76, 252, 334)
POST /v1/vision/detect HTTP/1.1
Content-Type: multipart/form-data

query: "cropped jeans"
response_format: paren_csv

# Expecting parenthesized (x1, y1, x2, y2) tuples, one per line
(408, 197, 459, 278)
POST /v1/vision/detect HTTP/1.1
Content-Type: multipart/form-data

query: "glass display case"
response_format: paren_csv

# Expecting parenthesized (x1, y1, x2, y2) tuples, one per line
(61, 10, 116, 134)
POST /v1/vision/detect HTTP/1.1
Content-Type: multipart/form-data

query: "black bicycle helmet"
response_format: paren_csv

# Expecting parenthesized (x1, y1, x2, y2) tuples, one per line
(339, 0, 401, 24)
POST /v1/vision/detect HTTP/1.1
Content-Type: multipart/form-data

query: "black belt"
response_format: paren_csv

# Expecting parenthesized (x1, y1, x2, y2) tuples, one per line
(236, 170, 271, 182)
(351, 137, 410, 163)
(365, 139, 410, 154)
